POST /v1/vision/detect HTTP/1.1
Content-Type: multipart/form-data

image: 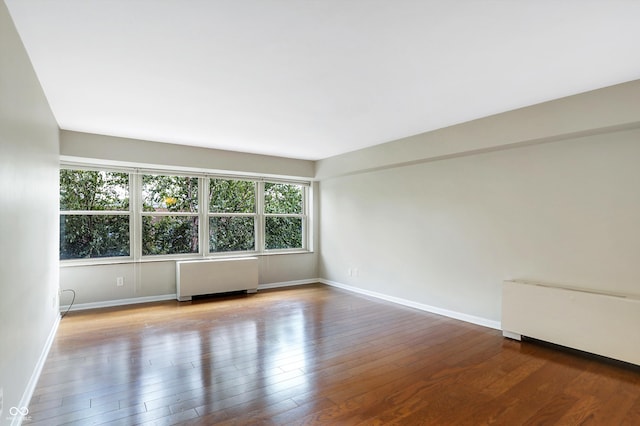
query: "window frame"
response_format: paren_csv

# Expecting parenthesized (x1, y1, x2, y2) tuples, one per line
(59, 163, 311, 264)
(207, 177, 258, 254)
(59, 166, 133, 261)
(262, 181, 308, 252)
(139, 172, 201, 259)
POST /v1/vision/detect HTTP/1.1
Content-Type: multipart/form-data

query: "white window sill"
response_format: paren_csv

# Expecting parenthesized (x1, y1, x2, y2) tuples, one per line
(59, 249, 313, 268)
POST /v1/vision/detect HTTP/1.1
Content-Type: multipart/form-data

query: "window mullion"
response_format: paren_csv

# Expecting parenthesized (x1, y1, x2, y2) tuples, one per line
(257, 181, 264, 253)
(59, 210, 130, 215)
(140, 211, 201, 217)
(303, 185, 309, 250)
(131, 172, 141, 260)
(200, 176, 208, 257)
(208, 212, 256, 217)
(264, 213, 304, 218)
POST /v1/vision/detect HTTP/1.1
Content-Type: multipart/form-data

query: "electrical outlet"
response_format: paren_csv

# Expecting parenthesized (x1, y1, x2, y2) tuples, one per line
(116, 277, 124, 287)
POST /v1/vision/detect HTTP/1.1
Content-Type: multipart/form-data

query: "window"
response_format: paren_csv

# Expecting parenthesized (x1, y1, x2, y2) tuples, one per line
(264, 182, 305, 250)
(60, 169, 130, 259)
(142, 174, 199, 256)
(209, 179, 256, 253)
(60, 165, 310, 261)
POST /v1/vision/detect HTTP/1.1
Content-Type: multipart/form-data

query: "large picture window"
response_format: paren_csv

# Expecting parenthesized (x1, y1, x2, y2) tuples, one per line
(60, 169, 130, 259)
(60, 166, 309, 261)
(142, 174, 199, 256)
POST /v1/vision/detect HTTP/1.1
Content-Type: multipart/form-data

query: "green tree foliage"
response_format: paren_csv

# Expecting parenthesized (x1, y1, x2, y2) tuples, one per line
(265, 217, 302, 249)
(142, 216, 198, 255)
(209, 217, 255, 252)
(210, 179, 255, 213)
(60, 169, 129, 211)
(142, 174, 198, 213)
(264, 183, 302, 214)
(59, 170, 130, 259)
(60, 215, 130, 259)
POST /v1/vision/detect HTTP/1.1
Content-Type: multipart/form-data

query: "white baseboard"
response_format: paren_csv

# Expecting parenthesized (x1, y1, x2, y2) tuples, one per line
(319, 279, 501, 330)
(58, 281, 500, 331)
(58, 282, 322, 312)
(60, 294, 177, 312)
(14, 314, 60, 426)
(258, 279, 319, 290)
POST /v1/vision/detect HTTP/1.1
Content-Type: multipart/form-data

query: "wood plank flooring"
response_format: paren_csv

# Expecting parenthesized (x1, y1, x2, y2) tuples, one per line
(28, 283, 640, 425)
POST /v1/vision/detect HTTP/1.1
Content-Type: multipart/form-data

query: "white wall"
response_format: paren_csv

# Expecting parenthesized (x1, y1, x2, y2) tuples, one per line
(318, 82, 640, 325)
(61, 130, 315, 179)
(0, 1, 60, 421)
(60, 252, 318, 306)
(316, 80, 640, 179)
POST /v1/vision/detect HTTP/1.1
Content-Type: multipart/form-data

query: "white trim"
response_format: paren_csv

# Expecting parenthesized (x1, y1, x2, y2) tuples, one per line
(58, 282, 320, 312)
(60, 294, 177, 312)
(56, 280, 501, 331)
(140, 211, 200, 217)
(258, 279, 318, 290)
(14, 314, 60, 426)
(59, 249, 314, 268)
(320, 279, 501, 330)
(59, 282, 319, 312)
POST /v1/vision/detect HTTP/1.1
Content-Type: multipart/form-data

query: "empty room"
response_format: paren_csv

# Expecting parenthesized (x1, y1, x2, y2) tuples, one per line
(2, 1, 640, 425)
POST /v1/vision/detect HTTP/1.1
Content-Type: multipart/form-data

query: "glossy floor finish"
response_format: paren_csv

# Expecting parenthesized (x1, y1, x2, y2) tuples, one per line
(29, 284, 640, 425)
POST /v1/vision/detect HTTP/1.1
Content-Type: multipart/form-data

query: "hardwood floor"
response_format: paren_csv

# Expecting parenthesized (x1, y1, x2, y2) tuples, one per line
(29, 283, 640, 425)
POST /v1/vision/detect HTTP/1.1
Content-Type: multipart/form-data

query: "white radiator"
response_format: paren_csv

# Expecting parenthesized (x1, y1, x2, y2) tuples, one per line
(502, 280, 640, 366)
(176, 257, 259, 301)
